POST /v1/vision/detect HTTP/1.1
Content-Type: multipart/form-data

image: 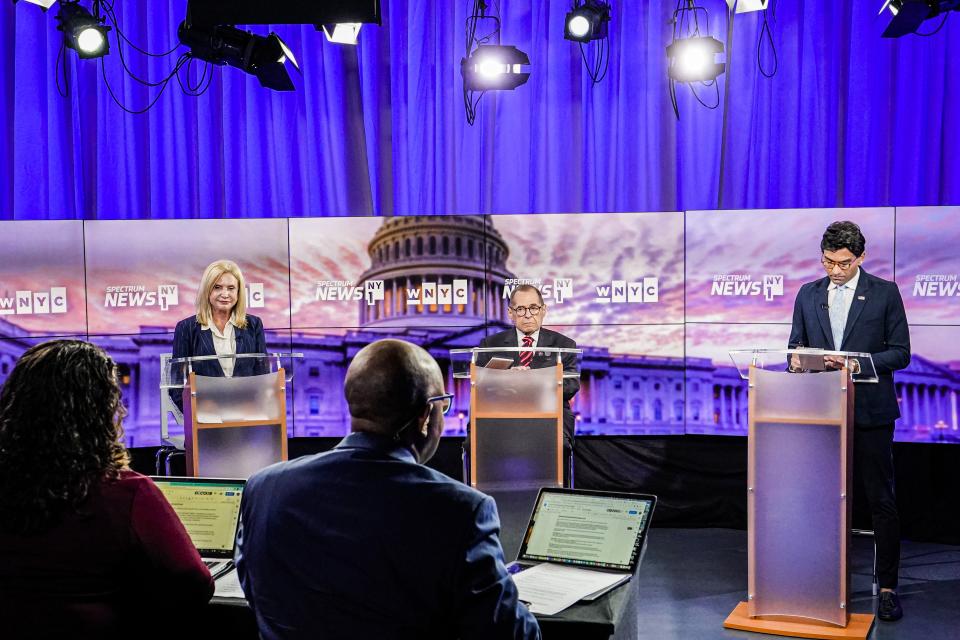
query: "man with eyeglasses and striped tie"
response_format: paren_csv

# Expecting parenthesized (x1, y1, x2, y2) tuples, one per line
(788, 221, 910, 623)
(478, 285, 580, 457)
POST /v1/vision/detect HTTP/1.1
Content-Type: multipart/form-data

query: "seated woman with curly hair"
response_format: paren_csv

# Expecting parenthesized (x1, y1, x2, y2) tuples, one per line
(0, 340, 214, 638)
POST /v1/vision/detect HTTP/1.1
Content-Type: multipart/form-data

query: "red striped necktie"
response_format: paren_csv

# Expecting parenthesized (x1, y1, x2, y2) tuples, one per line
(520, 335, 533, 367)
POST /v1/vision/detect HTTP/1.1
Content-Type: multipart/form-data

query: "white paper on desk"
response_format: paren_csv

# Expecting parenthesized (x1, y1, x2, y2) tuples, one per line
(214, 568, 246, 598)
(195, 412, 223, 424)
(512, 563, 629, 616)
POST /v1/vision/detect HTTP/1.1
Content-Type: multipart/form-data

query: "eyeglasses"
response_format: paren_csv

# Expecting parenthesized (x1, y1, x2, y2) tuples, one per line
(821, 256, 859, 271)
(426, 393, 454, 415)
(509, 304, 543, 317)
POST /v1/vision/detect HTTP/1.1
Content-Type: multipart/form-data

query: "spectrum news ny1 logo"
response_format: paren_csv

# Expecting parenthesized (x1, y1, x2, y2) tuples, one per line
(102, 283, 266, 311)
(913, 274, 960, 297)
(710, 274, 785, 302)
(315, 280, 470, 306)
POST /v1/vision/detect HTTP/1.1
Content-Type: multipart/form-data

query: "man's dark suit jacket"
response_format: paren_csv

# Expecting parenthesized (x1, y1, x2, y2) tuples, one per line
(235, 432, 540, 640)
(478, 327, 580, 444)
(788, 269, 910, 427)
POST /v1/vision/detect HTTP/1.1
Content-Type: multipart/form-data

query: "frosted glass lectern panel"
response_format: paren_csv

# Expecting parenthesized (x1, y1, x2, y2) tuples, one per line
(753, 368, 844, 422)
(196, 424, 284, 478)
(474, 366, 560, 415)
(474, 418, 559, 491)
(747, 366, 851, 627)
(193, 373, 283, 423)
(751, 421, 844, 625)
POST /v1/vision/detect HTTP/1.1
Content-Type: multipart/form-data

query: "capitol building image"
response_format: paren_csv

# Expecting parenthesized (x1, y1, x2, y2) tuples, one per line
(0, 215, 958, 446)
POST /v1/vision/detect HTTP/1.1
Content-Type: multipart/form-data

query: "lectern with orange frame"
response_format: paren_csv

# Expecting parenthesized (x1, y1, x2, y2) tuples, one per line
(723, 348, 878, 640)
(165, 353, 300, 479)
(450, 347, 581, 491)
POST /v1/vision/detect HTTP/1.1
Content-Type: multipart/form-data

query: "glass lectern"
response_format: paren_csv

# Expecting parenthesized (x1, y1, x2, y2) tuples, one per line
(723, 349, 877, 639)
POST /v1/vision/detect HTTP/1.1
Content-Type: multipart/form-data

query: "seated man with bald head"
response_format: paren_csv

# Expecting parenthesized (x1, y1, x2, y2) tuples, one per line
(236, 339, 540, 640)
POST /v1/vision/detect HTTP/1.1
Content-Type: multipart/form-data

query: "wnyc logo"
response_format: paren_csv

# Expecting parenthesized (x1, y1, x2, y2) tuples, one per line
(502, 278, 574, 304)
(315, 280, 385, 305)
(406, 280, 469, 306)
(0, 287, 68, 315)
(104, 285, 179, 311)
(913, 274, 960, 297)
(711, 274, 784, 302)
(245, 283, 265, 308)
(595, 278, 659, 304)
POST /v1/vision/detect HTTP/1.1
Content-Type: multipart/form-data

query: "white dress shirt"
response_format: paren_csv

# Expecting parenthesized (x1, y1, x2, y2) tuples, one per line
(205, 315, 238, 377)
(828, 267, 860, 318)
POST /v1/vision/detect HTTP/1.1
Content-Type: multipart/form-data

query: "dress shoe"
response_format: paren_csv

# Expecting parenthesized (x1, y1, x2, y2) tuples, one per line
(877, 590, 903, 622)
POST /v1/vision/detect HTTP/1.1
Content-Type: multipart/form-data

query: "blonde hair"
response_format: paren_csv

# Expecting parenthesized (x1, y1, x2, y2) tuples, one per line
(195, 260, 248, 329)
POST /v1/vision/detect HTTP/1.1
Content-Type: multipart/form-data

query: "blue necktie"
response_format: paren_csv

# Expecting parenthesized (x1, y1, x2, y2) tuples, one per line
(830, 285, 848, 350)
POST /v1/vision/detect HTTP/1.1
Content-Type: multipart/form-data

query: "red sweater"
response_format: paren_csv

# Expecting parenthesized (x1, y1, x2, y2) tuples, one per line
(0, 469, 214, 638)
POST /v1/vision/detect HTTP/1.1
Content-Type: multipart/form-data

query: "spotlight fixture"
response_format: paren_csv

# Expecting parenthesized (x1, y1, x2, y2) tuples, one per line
(18, 0, 58, 9)
(724, 0, 769, 13)
(56, 1, 111, 59)
(666, 36, 725, 83)
(320, 23, 363, 45)
(880, 0, 959, 37)
(462, 1, 531, 125)
(461, 45, 531, 91)
(178, 22, 301, 91)
(185, 0, 381, 29)
(564, 1, 611, 42)
(667, 1, 725, 119)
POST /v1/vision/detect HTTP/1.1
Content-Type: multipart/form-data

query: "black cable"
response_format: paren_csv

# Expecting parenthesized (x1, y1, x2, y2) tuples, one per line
(669, 76, 680, 120)
(689, 78, 721, 110)
(98, 0, 180, 57)
(914, 12, 950, 36)
(176, 56, 214, 97)
(757, 5, 778, 78)
(55, 41, 68, 98)
(100, 51, 189, 115)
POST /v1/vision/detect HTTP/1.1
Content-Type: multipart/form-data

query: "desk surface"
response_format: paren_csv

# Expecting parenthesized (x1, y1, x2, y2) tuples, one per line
(210, 576, 635, 640)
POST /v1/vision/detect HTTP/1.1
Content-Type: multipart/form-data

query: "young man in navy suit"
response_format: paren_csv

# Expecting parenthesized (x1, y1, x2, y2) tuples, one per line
(788, 221, 910, 622)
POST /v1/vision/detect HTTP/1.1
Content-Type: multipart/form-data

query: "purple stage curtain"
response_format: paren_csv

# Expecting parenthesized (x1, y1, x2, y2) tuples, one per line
(1, 1, 957, 220)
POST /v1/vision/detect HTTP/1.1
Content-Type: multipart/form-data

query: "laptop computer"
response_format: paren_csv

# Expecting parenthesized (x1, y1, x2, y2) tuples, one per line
(507, 488, 656, 600)
(150, 476, 245, 580)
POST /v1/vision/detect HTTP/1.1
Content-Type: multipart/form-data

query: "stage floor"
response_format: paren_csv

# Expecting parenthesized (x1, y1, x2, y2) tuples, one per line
(617, 528, 960, 640)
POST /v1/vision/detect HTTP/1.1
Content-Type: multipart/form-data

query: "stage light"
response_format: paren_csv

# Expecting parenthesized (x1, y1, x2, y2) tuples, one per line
(880, 0, 959, 37)
(56, 1, 110, 59)
(564, 1, 611, 42)
(320, 23, 363, 45)
(666, 36, 725, 83)
(460, 45, 531, 92)
(185, 0, 381, 29)
(178, 22, 301, 91)
(724, 0, 769, 13)
(18, 0, 58, 9)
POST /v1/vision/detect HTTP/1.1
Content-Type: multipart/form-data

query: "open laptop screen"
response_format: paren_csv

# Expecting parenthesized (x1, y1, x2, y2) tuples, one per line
(150, 477, 245, 558)
(517, 488, 656, 572)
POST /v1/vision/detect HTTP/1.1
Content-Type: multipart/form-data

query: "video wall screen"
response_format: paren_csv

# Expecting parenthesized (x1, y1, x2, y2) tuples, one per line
(0, 208, 956, 446)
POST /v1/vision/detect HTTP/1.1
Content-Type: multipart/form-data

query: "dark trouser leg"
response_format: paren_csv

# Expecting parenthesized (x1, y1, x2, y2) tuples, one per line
(854, 424, 900, 590)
